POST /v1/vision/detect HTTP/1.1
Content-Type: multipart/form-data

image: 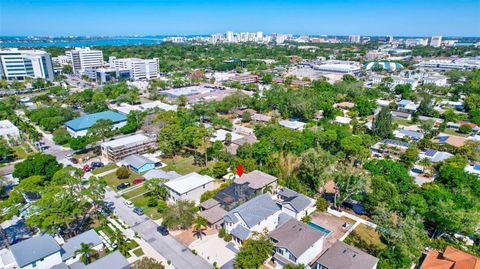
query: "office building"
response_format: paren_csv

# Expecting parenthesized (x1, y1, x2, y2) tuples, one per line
(96, 68, 131, 84)
(430, 36, 442, 47)
(109, 56, 159, 81)
(387, 35, 394, 43)
(66, 47, 103, 73)
(101, 134, 156, 162)
(348, 35, 361, 43)
(0, 48, 54, 81)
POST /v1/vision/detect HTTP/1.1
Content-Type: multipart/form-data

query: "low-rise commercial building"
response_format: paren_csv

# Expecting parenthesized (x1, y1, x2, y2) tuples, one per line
(66, 47, 103, 74)
(109, 56, 159, 81)
(64, 111, 127, 137)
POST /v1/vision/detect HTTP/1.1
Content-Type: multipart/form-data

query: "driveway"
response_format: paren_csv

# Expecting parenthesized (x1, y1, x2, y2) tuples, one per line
(104, 188, 211, 269)
(190, 234, 238, 268)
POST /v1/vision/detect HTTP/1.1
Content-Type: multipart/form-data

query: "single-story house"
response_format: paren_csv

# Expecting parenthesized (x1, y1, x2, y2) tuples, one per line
(210, 129, 244, 143)
(335, 101, 355, 109)
(199, 200, 228, 229)
(391, 110, 412, 121)
(227, 134, 258, 155)
(311, 241, 379, 269)
(83, 251, 130, 269)
(394, 129, 424, 141)
(61, 229, 103, 265)
(251, 113, 272, 123)
(65, 111, 127, 137)
(371, 139, 411, 157)
(419, 246, 479, 269)
(121, 154, 157, 173)
(432, 135, 467, 148)
(8, 234, 62, 269)
(279, 119, 307, 131)
(0, 120, 20, 139)
(397, 99, 418, 113)
(418, 149, 453, 163)
(334, 116, 352, 125)
(143, 169, 182, 181)
(270, 218, 326, 267)
(164, 172, 216, 204)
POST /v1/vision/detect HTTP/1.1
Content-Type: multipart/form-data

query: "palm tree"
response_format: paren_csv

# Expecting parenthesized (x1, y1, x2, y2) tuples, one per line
(74, 242, 96, 264)
(114, 229, 129, 256)
(262, 185, 273, 194)
(419, 158, 432, 174)
(192, 217, 208, 240)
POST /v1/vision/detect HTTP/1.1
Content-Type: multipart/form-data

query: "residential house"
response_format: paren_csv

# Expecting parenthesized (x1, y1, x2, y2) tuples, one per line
(279, 119, 307, 131)
(0, 120, 20, 139)
(312, 241, 379, 269)
(101, 134, 156, 162)
(227, 134, 258, 155)
(121, 154, 157, 173)
(251, 113, 272, 123)
(61, 229, 104, 265)
(199, 199, 228, 229)
(418, 149, 453, 163)
(335, 102, 355, 109)
(391, 111, 412, 121)
(334, 116, 352, 125)
(393, 129, 424, 141)
(8, 235, 62, 269)
(276, 188, 316, 220)
(270, 218, 326, 267)
(397, 99, 418, 114)
(419, 246, 479, 269)
(65, 111, 127, 137)
(143, 169, 181, 181)
(371, 139, 410, 158)
(432, 135, 467, 148)
(83, 251, 130, 269)
(164, 172, 215, 204)
(224, 194, 282, 244)
(210, 129, 245, 143)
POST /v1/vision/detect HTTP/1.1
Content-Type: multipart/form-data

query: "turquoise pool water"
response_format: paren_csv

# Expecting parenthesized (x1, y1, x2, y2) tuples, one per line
(308, 222, 332, 235)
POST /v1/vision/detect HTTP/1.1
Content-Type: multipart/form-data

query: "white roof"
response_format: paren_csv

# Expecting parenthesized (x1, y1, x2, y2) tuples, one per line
(164, 172, 214, 194)
(335, 116, 352, 124)
(0, 120, 19, 136)
(211, 129, 244, 142)
(101, 134, 151, 148)
(114, 101, 177, 114)
(279, 119, 306, 130)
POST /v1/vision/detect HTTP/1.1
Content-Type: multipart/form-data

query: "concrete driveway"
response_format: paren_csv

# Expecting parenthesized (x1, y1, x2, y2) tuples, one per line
(104, 188, 211, 269)
(190, 234, 238, 268)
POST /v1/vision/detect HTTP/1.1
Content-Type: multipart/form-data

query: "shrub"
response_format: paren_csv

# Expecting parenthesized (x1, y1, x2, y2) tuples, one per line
(147, 196, 158, 207)
(316, 197, 329, 212)
(223, 233, 232, 242)
(459, 124, 473, 134)
(116, 166, 131, 179)
(191, 249, 197, 255)
(218, 228, 226, 238)
(157, 200, 168, 214)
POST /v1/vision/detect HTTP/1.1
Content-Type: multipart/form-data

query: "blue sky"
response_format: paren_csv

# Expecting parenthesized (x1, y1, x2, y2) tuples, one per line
(1, 0, 479, 36)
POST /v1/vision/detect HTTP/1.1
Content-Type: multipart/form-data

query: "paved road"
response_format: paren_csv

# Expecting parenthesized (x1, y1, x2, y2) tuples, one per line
(105, 188, 212, 269)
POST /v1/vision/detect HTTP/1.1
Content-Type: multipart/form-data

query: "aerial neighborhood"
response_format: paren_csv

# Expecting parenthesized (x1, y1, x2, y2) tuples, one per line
(0, 29, 479, 269)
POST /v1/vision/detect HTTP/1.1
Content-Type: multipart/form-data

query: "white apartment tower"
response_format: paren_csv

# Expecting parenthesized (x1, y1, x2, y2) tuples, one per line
(226, 31, 235, 43)
(66, 47, 104, 73)
(0, 48, 54, 81)
(109, 56, 159, 81)
(430, 36, 442, 47)
(348, 35, 361, 43)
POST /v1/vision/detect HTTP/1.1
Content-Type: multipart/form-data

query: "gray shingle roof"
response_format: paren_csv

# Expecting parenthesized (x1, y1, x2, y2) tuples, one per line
(231, 225, 251, 241)
(270, 218, 326, 258)
(224, 194, 280, 228)
(61, 229, 103, 261)
(143, 169, 181, 181)
(314, 241, 378, 269)
(84, 251, 130, 269)
(278, 188, 313, 213)
(10, 234, 61, 268)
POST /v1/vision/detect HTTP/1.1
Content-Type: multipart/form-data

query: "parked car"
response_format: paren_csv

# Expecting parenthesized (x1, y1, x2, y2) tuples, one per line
(91, 162, 104, 168)
(70, 158, 78, 164)
(133, 207, 144, 215)
(116, 183, 131, 190)
(124, 200, 134, 208)
(132, 178, 145, 185)
(156, 225, 169, 236)
(83, 164, 90, 172)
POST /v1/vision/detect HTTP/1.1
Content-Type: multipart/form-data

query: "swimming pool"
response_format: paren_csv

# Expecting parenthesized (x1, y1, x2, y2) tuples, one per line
(308, 222, 332, 235)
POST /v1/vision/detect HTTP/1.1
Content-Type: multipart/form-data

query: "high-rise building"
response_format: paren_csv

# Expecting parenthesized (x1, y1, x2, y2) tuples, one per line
(226, 31, 235, 43)
(66, 47, 103, 73)
(430, 36, 442, 47)
(387, 35, 394, 43)
(348, 35, 361, 43)
(0, 48, 54, 81)
(109, 56, 159, 81)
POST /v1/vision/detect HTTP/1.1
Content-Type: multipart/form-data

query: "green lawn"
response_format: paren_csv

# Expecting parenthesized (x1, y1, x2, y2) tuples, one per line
(122, 185, 149, 199)
(13, 146, 28, 159)
(394, 119, 414, 126)
(131, 195, 162, 220)
(101, 170, 143, 190)
(348, 223, 387, 250)
(162, 156, 202, 175)
(132, 247, 144, 257)
(92, 164, 118, 175)
(443, 128, 469, 137)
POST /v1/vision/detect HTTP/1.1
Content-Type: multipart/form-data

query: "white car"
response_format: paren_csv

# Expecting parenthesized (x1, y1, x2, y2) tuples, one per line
(124, 200, 134, 208)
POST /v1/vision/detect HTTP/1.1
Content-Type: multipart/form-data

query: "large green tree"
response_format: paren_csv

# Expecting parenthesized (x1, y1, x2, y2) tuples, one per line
(372, 107, 393, 138)
(13, 153, 62, 180)
(234, 233, 274, 269)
